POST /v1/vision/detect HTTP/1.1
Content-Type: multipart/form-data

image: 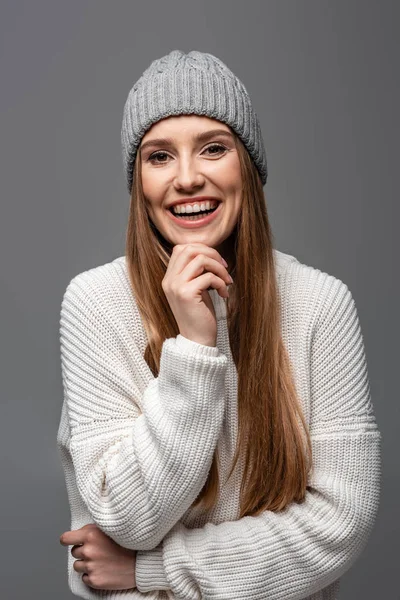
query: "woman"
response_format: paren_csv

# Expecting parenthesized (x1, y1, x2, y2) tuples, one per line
(57, 49, 381, 599)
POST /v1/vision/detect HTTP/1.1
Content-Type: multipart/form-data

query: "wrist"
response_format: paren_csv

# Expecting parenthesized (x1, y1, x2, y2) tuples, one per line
(176, 334, 220, 355)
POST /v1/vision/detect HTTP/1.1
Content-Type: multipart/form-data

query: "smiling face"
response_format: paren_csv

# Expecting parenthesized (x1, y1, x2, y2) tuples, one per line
(139, 115, 242, 266)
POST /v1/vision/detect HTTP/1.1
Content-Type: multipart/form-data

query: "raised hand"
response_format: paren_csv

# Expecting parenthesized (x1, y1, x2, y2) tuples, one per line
(162, 243, 233, 347)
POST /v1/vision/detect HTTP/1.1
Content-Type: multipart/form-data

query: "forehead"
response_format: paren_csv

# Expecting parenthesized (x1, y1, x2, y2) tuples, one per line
(141, 115, 231, 142)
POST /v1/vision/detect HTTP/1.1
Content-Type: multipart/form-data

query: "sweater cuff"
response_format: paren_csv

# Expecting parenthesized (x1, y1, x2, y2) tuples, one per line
(175, 334, 220, 357)
(135, 545, 170, 592)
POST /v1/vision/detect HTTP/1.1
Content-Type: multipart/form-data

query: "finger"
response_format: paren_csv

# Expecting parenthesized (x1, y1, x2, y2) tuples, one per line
(70, 544, 85, 559)
(188, 272, 230, 299)
(179, 243, 227, 266)
(171, 243, 216, 268)
(171, 245, 228, 280)
(186, 242, 228, 266)
(72, 558, 87, 574)
(60, 531, 85, 546)
(182, 255, 232, 289)
(82, 573, 96, 589)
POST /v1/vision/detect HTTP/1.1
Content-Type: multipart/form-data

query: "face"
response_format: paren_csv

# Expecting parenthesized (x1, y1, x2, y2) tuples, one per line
(139, 115, 242, 266)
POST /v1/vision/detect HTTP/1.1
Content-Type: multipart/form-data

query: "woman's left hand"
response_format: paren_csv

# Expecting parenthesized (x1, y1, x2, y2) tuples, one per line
(60, 524, 137, 591)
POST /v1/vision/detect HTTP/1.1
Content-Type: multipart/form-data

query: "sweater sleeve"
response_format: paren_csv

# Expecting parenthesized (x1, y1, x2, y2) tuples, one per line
(134, 279, 382, 599)
(59, 273, 228, 551)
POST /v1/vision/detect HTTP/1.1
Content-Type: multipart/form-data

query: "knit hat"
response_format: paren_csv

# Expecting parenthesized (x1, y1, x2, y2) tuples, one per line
(121, 49, 268, 194)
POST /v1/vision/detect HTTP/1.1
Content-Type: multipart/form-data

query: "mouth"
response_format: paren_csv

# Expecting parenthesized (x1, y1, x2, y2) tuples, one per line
(167, 202, 222, 229)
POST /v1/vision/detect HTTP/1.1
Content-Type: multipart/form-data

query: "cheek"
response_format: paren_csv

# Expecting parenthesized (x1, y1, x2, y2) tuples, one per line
(221, 173, 242, 201)
(141, 170, 164, 201)
(212, 156, 241, 189)
(226, 161, 242, 198)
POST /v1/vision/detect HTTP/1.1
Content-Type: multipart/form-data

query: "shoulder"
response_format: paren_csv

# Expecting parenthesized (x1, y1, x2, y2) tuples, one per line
(62, 255, 129, 307)
(60, 255, 145, 343)
(273, 247, 355, 331)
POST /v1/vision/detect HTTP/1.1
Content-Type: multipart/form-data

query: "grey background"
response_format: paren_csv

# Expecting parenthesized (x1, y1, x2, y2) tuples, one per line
(0, 1, 397, 598)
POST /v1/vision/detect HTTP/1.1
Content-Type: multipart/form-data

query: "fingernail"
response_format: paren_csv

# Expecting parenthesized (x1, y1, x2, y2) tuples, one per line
(222, 258, 228, 267)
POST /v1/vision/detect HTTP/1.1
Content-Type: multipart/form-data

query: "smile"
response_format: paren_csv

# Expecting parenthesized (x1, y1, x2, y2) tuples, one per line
(167, 202, 223, 229)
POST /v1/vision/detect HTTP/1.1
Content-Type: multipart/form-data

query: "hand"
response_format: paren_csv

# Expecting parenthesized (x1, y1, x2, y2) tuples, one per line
(162, 243, 232, 347)
(60, 524, 137, 591)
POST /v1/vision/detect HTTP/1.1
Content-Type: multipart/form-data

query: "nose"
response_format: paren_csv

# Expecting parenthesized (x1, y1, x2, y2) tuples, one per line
(173, 155, 204, 191)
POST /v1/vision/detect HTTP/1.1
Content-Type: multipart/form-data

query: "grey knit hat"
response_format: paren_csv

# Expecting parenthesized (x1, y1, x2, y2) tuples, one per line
(121, 49, 268, 194)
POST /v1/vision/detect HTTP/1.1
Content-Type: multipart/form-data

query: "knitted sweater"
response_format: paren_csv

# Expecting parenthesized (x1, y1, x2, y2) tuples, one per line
(56, 248, 381, 600)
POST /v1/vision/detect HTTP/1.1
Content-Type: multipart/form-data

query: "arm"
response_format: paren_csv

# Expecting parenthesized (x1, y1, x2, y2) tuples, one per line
(58, 272, 228, 551)
(134, 280, 382, 599)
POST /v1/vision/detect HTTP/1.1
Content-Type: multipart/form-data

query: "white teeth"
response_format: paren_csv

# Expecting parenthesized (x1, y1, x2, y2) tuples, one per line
(172, 201, 218, 214)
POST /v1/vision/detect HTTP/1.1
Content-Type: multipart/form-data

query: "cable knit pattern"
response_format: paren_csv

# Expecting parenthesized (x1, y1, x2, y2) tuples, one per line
(57, 248, 381, 600)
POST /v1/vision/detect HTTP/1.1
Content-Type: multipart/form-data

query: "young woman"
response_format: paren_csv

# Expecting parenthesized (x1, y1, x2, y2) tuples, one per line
(57, 49, 381, 599)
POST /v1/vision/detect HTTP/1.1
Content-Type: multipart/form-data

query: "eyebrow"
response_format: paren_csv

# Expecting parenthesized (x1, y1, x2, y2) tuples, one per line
(139, 129, 234, 154)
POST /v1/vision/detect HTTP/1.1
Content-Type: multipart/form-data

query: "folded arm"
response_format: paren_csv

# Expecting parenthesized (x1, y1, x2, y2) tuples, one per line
(58, 273, 228, 551)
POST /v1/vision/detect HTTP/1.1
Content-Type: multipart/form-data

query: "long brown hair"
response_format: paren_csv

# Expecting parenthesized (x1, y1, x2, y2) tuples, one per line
(125, 128, 313, 517)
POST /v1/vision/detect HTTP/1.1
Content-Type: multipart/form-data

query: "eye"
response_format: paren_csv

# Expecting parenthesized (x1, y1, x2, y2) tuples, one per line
(203, 143, 227, 156)
(147, 143, 228, 164)
(147, 151, 169, 164)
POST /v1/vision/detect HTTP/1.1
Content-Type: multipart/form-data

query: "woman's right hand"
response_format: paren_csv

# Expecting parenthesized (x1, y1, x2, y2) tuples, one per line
(162, 243, 233, 347)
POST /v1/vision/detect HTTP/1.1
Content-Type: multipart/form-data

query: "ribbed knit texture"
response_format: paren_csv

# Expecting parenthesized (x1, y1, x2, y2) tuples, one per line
(121, 49, 268, 194)
(57, 249, 381, 600)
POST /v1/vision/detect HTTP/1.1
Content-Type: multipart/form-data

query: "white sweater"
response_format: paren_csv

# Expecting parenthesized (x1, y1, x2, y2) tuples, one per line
(56, 248, 381, 600)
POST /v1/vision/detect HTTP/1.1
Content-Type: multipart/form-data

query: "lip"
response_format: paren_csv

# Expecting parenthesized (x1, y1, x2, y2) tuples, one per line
(167, 201, 223, 229)
(167, 196, 222, 209)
